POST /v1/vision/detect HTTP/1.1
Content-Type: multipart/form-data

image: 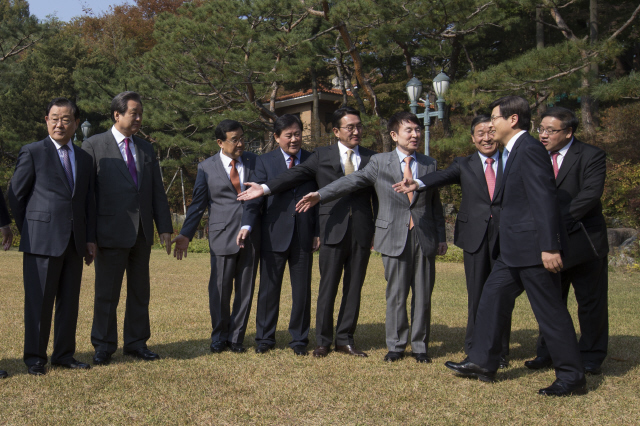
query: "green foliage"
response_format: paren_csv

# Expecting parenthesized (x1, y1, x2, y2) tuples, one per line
(602, 160, 640, 228)
(593, 71, 640, 102)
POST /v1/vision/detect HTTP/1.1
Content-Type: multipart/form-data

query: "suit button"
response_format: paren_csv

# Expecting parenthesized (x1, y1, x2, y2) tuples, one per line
(406, 224, 409, 227)
(292, 213, 295, 217)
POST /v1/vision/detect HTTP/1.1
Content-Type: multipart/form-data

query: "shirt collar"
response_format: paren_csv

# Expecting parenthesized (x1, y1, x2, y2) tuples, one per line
(220, 151, 242, 166)
(550, 137, 574, 156)
(395, 148, 416, 163)
(280, 148, 301, 162)
(338, 141, 359, 156)
(477, 149, 500, 163)
(504, 130, 527, 153)
(49, 136, 74, 152)
(111, 126, 132, 145)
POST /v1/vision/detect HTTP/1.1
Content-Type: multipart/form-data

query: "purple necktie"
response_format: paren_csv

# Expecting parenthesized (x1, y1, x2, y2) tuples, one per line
(60, 144, 74, 192)
(124, 138, 138, 187)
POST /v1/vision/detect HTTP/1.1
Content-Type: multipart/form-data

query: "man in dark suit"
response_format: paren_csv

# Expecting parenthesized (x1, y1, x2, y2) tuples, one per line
(393, 115, 510, 368)
(237, 115, 319, 356)
(8, 98, 96, 375)
(525, 107, 609, 375)
(1, 187, 14, 378)
(238, 107, 377, 358)
(172, 120, 259, 354)
(296, 111, 447, 363)
(82, 91, 173, 365)
(443, 96, 587, 396)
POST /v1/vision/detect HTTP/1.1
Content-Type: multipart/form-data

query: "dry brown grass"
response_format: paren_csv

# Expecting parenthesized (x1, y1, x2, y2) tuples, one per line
(0, 250, 639, 425)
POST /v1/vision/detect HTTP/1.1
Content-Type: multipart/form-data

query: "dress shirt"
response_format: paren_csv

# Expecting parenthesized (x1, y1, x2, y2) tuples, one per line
(478, 150, 500, 174)
(50, 137, 76, 183)
(220, 152, 250, 232)
(337, 142, 361, 173)
(111, 126, 138, 165)
(548, 138, 573, 169)
(281, 148, 301, 168)
(502, 130, 526, 170)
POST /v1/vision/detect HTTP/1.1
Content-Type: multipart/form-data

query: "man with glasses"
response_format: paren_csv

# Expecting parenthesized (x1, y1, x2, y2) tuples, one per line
(172, 120, 259, 354)
(393, 115, 511, 368)
(525, 107, 608, 376)
(443, 96, 586, 396)
(238, 107, 377, 358)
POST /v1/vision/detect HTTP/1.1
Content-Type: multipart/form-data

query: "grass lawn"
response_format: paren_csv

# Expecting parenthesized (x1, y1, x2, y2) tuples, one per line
(0, 249, 639, 425)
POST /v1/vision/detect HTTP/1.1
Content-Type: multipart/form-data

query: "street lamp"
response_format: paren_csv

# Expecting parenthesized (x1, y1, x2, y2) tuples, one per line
(81, 120, 92, 140)
(405, 71, 451, 156)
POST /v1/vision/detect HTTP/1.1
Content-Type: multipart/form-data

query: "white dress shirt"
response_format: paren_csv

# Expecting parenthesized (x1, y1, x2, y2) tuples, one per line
(219, 152, 245, 189)
(111, 126, 138, 165)
(502, 130, 526, 170)
(478, 150, 500, 174)
(337, 141, 361, 173)
(549, 138, 573, 169)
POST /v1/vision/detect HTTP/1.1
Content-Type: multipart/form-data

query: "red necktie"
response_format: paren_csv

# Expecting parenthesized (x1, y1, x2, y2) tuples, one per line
(403, 157, 414, 230)
(485, 157, 496, 200)
(289, 155, 295, 169)
(551, 151, 560, 178)
(230, 159, 241, 194)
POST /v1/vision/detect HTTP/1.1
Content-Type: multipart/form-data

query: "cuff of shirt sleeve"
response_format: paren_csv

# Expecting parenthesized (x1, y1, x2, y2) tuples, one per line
(261, 184, 271, 196)
(241, 225, 251, 232)
(416, 179, 425, 189)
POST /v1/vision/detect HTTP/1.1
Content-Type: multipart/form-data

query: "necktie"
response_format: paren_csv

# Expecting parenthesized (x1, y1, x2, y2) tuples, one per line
(485, 157, 496, 200)
(230, 158, 241, 194)
(403, 157, 414, 230)
(289, 155, 295, 169)
(124, 137, 138, 187)
(551, 151, 560, 178)
(60, 144, 74, 192)
(502, 148, 509, 171)
(344, 149, 355, 175)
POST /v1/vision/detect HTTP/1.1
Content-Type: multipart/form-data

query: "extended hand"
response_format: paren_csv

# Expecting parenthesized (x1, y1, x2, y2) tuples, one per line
(236, 229, 250, 248)
(437, 242, 448, 256)
(171, 234, 190, 260)
(295, 192, 320, 212)
(541, 250, 563, 273)
(1, 226, 13, 251)
(237, 182, 264, 201)
(392, 178, 418, 194)
(85, 242, 96, 265)
(159, 233, 172, 255)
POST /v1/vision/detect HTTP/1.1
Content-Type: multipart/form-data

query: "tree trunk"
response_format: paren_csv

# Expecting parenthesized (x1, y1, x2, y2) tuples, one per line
(335, 63, 349, 107)
(581, 0, 599, 138)
(536, 7, 544, 50)
(311, 69, 321, 144)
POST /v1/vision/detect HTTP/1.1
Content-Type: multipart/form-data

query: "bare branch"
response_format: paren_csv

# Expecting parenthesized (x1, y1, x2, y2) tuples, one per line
(609, 3, 640, 41)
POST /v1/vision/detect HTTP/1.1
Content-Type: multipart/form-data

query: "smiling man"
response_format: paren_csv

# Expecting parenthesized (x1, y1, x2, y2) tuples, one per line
(296, 111, 447, 363)
(392, 114, 511, 367)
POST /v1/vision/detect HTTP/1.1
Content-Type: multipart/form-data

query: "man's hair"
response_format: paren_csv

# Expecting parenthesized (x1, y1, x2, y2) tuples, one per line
(111, 91, 142, 122)
(489, 96, 531, 131)
(46, 97, 80, 120)
(541, 106, 579, 134)
(215, 119, 244, 141)
(387, 111, 422, 134)
(331, 106, 360, 129)
(470, 114, 491, 134)
(274, 114, 303, 137)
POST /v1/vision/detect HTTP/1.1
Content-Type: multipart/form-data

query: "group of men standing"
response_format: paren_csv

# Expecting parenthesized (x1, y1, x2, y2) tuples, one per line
(0, 92, 608, 399)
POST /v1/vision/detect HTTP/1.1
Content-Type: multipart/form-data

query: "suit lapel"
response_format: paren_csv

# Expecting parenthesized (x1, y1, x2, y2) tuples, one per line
(133, 136, 145, 190)
(213, 153, 237, 193)
(106, 134, 137, 188)
(45, 137, 73, 195)
(498, 133, 526, 195)
(468, 153, 491, 202)
(555, 140, 580, 186)
(330, 144, 343, 175)
(495, 152, 503, 197)
(241, 153, 252, 183)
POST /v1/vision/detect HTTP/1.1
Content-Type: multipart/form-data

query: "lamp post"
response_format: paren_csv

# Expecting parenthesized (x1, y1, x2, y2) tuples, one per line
(81, 120, 92, 141)
(405, 72, 450, 156)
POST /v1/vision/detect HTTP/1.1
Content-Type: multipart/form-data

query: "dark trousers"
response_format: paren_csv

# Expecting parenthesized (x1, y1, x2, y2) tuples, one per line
(23, 234, 83, 366)
(316, 218, 371, 347)
(209, 238, 259, 344)
(536, 255, 608, 367)
(463, 218, 510, 357)
(469, 257, 584, 385)
(255, 227, 313, 348)
(91, 228, 152, 354)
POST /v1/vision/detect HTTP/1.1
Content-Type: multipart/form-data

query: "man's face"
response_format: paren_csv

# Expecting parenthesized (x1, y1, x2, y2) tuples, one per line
(217, 129, 245, 159)
(490, 106, 518, 144)
(45, 105, 79, 145)
(539, 116, 573, 152)
(471, 122, 498, 157)
(391, 120, 421, 155)
(333, 114, 362, 149)
(114, 100, 143, 137)
(276, 124, 302, 156)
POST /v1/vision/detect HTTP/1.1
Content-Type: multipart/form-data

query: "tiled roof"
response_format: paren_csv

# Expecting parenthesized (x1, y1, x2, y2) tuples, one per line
(275, 86, 351, 101)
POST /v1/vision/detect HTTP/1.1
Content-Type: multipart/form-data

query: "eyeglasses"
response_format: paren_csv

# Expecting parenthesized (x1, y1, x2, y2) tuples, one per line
(337, 124, 364, 133)
(490, 115, 503, 123)
(475, 130, 496, 137)
(537, 127, 567, 135)
(48, 117, 74, 125)
(224, 137, 245, 145)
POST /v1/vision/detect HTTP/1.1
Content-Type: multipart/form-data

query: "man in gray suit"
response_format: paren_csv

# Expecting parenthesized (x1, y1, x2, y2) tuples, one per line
(172, 120, 259, 354)
(82, 91, 173, 365)
(9, 98, 96, 375)
(297, 111, 447, 362)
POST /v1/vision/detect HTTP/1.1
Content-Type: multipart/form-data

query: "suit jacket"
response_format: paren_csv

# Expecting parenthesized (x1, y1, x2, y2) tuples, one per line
(0, 187, 10, 227)
(266, 144, 377, 248)
(555, 139, 609, 258)
(495, 132, 563, 268)
(82, 131, 172, 248)
(319, 151, 446, 257)
(180, 151, 259, 256)
(418, 152, 502, 254)
(8, 137, 96, 257)
(241, 149, 318, 253)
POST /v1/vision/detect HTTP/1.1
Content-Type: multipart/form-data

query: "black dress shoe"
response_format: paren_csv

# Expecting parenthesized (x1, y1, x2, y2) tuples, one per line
(292, 346, 308, 356)
(0, 369, 8, 379)
(584, 364, 602, 375)
(255, 343, 274, 354)
(524, 356, 553, 370)
(210, 341, 227, 353)
(499, 356, 509, 369)
(384, 351, 404, 362)
(444, 360, 496, 383)
(28, 362, 46, 376)
(123, 348, 160, 361)
(335, 345, 368, 357)
(538, 379, 588, 396)
(227, 342, 246, 353)
(52, 359, 91, 370)
(414, 353, 432, 364)
(93, 351, 112, 366)
(312, 346, 329, 358)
